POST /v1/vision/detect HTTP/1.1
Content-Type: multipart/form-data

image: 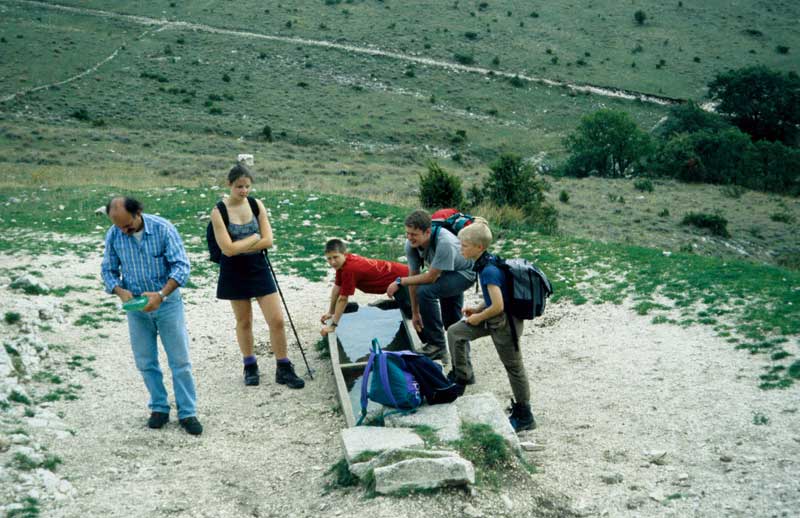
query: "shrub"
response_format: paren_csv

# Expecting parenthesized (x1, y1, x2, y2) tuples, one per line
(262, 124, 273, 142)
(453, 52, 475, 65)
(776, 45, 789, 54)
(681, 212, 730, 237)
(559, 190, 570, 203)
(508, 75, 525, 87)
(209, 107, 222, 115)
(708, 66, 800, 145)
(485, 154, 543, 208)
(770, 212, 795, 224)
(222, 73, 231, 82)
(652, 129, 755, 186)
(657, 102, 731, 138)
(658, 208, 670, 217)
(563, 110, 653, 177)
(466, 184, 485, 207)
(450, 129, 467, 145)
(633, 178, 654, 192)
(419, 161, 464, 209)
(634, 10, 647, 25)
(751, 140, 800, 196)
(464, 31, 479, 40)
(4, 312, 21, 324)
(491, 56, 500, 66)
(70, 108, 90, 121)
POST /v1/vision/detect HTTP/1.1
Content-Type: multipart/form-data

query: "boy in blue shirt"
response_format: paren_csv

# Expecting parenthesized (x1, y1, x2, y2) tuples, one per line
(446, 221, 535, 432)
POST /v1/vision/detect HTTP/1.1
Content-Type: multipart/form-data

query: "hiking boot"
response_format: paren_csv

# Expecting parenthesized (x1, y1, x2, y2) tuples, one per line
(147, 411, 169, 429)
(508, 400, 536, 432)
(179, 416, 203, 436)
(243, 363, 260, 386)
(420, 343, 450, 364)
(446, 370, 476, 386)
(275, 361, 305, 389)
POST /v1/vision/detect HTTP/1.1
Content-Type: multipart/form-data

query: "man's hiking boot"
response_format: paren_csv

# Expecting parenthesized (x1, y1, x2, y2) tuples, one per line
(147, 411, 169, 429)
(179, 416, 203, 436)
(276, 361, 305, 389)
(420, 344, 450, 364)
(446, 370, 476, 386)
(243, 363, 260, 386)
(508, 400, 536, 432)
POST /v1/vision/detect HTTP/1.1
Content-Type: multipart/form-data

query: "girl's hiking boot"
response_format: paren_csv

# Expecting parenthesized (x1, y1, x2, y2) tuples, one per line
(275, 361, 305, 389)
(243, 363, 260, 386)
(508, 400, 536, 432)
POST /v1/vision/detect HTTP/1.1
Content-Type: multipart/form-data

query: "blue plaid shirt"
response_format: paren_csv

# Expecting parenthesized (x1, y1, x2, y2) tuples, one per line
(101, 214, 191, 295)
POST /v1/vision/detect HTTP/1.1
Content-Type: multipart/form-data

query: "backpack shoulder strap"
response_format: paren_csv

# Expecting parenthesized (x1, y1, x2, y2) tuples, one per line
(246, 196, 260, 217)
(216, 201, 230, 227)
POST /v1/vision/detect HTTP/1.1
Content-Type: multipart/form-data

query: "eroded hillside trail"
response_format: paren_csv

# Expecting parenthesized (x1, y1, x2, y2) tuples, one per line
(5, 0, 683, 107)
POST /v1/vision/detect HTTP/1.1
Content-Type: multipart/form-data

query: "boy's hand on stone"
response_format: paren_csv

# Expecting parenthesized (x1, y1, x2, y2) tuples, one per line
(386, 282, 399, 298)
(320, 313, 332, 324)
(320, 325, 334, 337)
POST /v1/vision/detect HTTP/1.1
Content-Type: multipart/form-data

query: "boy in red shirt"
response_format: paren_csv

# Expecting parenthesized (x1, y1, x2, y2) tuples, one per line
(320, 239, 409, 336)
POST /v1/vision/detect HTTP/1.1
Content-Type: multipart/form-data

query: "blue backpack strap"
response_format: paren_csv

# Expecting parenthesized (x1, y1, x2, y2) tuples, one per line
(377, 352, 400, 408)
(357, 341, 381, 425)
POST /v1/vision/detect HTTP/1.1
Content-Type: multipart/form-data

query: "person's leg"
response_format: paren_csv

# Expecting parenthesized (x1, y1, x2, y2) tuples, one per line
(446, 320, 489, 383)
(154, 295, 197, 420)
(256, 293, 304, 389)
(127, 307, 170, 415)
(230, 299, 255, 357)
(417, 272, 474, 356)
(489, 315, 530, 404)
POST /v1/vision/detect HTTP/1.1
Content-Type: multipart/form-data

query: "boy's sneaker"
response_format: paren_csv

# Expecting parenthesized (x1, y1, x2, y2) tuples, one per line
(147, 411, 169, 429)
(179, 416, 203, 436)
(508, 400, 536, 432)
(446, 370, 476, 385)
(276, 361, 305, 389)
(243, 363, 260, 386)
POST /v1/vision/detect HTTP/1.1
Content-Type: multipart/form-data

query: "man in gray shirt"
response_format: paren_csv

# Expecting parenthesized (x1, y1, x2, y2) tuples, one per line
(386, 210, 476, 363)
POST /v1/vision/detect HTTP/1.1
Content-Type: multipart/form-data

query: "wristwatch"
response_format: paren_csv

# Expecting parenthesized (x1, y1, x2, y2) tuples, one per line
(330, 322, 338, 328)
(157, 290, 168, 302)
(395, 277, 403, 287)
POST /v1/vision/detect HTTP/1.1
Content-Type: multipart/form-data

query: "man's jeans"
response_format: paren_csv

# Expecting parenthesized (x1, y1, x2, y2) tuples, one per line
(126, 292, 197, 419)
(415, 271, 475, 351)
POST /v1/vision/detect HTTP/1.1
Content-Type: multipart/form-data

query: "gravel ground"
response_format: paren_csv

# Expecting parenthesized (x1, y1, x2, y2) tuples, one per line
(2, 247, 798, 518)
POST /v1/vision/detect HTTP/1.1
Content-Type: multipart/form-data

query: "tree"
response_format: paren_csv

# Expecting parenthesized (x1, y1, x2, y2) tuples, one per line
(563, 110, 653, 177)
(485, 153, 545, 208)
(708, 66, 800, 146)
(657, 102, 731, 139)
(634, 10, 647, 25)
(418, 161, 464, 209)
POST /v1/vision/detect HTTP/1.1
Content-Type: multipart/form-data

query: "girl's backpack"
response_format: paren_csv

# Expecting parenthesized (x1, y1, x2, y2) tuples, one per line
(206, 196, 259, 263)
(357, 339, 422, 425)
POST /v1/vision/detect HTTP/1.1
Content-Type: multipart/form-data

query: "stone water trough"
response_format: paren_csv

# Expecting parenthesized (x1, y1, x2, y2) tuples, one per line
(326, 301, 520, 495)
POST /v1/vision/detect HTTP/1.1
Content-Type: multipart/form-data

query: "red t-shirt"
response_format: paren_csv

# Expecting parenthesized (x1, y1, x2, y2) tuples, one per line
(335, 254, 409, 296)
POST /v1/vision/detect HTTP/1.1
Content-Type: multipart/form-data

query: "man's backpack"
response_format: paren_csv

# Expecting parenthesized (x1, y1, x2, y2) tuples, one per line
(357, 339, 422, 425)
(489, 255, 553, 320)
(430, 208, 475, 241)
(206, 196, 259, 263)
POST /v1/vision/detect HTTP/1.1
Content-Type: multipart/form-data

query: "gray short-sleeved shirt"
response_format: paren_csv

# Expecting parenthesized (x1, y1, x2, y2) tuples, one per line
(405, 228, 476, 281)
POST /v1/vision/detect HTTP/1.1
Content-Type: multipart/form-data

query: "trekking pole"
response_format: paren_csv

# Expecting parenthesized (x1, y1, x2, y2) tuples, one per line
(265, 254, 314, 379)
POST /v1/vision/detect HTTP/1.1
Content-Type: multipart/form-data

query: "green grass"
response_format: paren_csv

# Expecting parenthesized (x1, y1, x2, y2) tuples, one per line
(0, 184, 797, 388)
(6, 497, 40, 518)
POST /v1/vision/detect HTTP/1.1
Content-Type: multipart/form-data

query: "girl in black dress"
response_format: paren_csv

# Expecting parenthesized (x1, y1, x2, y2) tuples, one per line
(210, 164, 304, 389)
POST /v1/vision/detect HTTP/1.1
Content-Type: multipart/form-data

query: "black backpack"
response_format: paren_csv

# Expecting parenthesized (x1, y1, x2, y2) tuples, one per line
(399, 353, 462, 405)
(206, 196, 259, 263)
(418, 209, 476, 267)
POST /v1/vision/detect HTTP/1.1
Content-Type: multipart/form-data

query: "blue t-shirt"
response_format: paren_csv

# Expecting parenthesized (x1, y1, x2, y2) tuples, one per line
(479, 262, 510, 309)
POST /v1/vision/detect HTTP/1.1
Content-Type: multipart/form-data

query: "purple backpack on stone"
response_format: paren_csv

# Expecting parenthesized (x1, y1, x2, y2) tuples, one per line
(357, 339, 421, 425)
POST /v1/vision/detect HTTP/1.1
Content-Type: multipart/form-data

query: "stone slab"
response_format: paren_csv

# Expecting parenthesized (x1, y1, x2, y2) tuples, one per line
(373, 456, 475, 494)
(349, 448, 459, 479)
(383, 403, 461, 442)
(456, 393, 520, 452)
(341, 426, 424, 463)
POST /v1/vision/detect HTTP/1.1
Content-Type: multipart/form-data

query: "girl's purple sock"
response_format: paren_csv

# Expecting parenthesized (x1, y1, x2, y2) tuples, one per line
(243, 355, 257, 366)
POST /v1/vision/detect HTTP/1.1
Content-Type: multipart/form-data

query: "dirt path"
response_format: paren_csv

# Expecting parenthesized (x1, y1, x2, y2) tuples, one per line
(9, 0, 681, 107)
(2, 246, 798, 517)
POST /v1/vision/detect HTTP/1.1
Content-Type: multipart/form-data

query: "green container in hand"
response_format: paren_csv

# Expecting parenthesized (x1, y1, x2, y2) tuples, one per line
(122, 296, 149, 312)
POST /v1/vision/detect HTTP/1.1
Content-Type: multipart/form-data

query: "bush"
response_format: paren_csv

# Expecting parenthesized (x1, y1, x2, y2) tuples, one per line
(652, 129, 754, 185)
(657, 102, 731, 138)
(261, 124, 273, 142)
(419, 161, 464, 209)
(4, 312, 21, 324)
(466, 184, 484, 208)
(633, 178, 654, 192)
(464, 31, 479, 40)
(559, 190, 570, 203)
(485, 154, 543, 207)
(682, 212, 730, 237)
(563, 110, 653, 177)
(770, 212, 795, 224)
(776, 45, 790, 54)
(453, 52, 475, 65)
(751, 140, 800, 195)
(70, 108, 90, 121)
(634, 10, 647, 25)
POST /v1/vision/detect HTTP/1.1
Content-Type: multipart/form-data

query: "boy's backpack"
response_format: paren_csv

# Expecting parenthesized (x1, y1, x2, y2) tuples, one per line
(401, 353, 463, 405)
(490, 255, 553, 320)
(206, 196, 259, 263)
(357, 339, 422, 425)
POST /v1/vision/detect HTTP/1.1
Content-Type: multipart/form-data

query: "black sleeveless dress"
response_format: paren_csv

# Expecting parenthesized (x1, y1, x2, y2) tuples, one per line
(216, 217, 276, 300)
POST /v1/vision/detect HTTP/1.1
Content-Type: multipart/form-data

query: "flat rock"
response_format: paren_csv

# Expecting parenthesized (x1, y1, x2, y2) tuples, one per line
(456, 393, 520, 451)
(349, 448, 459, 479)
(384, 403, 461, 442)
(340, 426, 423, 463)
(373, 456, 475, 495)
